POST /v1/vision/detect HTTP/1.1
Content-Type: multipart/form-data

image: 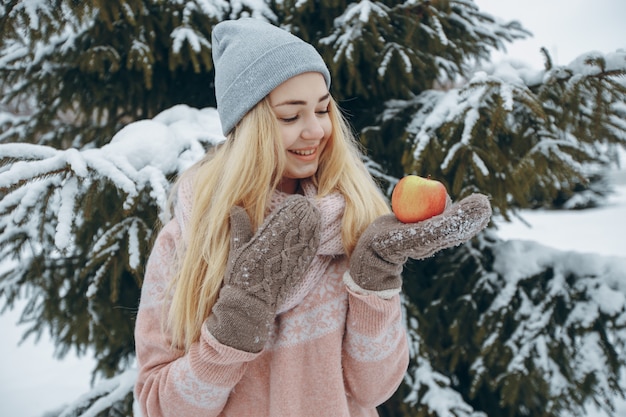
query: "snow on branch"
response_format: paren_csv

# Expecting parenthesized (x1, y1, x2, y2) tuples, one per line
(6, 0, 55, 31)
(405, 358, 487, 417)
(379, 42, 413, 76)
(476, 238, 626, 413)
(488, 239, 626, 326)
(226, 0, 276, 20)
(171, 26, 211, 54)
(404, 314, 487, 417)
(320, 0, 391, 63)
(405, 68, 536, 183)
(0, 105, 224, 250)
(0, 105, 225, 320)
(565, 50, 626, 77)
(56, 368, 138, 417)
(389, 50, 625, 211)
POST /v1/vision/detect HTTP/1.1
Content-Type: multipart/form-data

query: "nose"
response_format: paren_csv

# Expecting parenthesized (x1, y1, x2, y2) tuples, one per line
(302, 115, 325, 140)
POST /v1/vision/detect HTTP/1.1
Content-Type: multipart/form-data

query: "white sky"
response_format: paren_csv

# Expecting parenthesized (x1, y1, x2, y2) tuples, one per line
(474, 0, 626, 68)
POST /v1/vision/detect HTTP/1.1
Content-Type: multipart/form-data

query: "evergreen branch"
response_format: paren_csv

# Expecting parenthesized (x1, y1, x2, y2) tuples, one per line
(476, 240, 626, 414)
(56, 368, 137, 417)
(405, 238, 626, 416)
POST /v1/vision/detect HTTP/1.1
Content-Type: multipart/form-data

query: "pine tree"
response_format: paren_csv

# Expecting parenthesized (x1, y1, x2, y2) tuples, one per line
(1, 1, 626, 416)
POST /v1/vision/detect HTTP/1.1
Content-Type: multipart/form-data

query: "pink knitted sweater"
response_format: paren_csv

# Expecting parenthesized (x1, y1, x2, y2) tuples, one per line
(134, 179, 409, 416)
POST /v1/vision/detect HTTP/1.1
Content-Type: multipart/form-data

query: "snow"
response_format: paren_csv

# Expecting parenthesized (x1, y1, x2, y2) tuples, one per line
(409, 89, 458, 160)
(430, 15, 450, 47)
(0, 306, 98, 417)
(408, 357, 486, 417)
(16, 0, 49, 30)
(57, 368, 138, 417)
(496, 175, 626, 259)
(320, 1, 391, 63)
(55, 176, 79, 250)
(128, 220, 141, 271)
(171, 26, 207, 54)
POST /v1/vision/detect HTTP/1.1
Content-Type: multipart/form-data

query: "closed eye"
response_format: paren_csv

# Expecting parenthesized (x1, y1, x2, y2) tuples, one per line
(280, 115, 299, 123)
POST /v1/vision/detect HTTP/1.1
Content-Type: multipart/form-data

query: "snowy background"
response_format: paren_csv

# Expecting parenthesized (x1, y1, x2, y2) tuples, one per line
(2, 1, 626, 416)
(474, 0, 626, 69)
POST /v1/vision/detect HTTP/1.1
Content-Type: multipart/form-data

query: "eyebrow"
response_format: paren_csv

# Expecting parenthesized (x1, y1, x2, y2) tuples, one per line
(273, 93, 330, 107)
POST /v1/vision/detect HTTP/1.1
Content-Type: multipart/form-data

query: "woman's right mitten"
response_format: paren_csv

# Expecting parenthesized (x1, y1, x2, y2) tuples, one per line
(206, 195, 321, 353)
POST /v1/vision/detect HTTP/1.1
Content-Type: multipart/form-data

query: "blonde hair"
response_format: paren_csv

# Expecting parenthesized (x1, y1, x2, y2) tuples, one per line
(166, 96, 390, 350)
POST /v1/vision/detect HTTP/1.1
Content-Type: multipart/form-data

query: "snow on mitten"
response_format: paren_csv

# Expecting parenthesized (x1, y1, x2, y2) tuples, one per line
(207, 195, 321, 352)
(348, 193, 491, 297)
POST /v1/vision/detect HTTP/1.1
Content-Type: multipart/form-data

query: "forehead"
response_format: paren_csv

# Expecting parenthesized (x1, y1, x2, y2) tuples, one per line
(268, 72, 329, 104)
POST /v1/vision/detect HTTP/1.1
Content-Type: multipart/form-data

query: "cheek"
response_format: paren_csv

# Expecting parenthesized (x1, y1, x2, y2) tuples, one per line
(323, 118, 333, 134)
(279, 125, 299, 148)
(320, 119, 333, 142)
(325, 119, 334, 137)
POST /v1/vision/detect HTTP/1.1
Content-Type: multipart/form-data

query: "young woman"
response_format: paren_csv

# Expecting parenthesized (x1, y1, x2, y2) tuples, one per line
(134, 18, 491, 417)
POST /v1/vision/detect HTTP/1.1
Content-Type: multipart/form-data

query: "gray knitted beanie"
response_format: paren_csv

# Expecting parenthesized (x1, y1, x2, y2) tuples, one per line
(211, 18, 331, 135)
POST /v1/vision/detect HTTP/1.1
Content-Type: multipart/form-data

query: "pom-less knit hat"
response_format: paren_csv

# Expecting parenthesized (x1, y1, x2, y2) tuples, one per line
(211, 18, 331, 135)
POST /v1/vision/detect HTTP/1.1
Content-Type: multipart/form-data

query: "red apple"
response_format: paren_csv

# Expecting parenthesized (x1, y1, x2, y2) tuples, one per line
(391, 175, 448, 223)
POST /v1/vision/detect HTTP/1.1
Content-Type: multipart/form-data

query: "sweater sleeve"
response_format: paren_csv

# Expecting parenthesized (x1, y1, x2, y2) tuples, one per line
(341, 287, 410, 409)
(134, 219, 259, 417)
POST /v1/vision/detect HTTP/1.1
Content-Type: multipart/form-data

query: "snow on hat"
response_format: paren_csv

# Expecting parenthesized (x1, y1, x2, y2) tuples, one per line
(211, 18, 331, 135)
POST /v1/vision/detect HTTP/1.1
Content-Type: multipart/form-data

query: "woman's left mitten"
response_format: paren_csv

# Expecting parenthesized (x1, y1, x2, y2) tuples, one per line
(349, 193, 492, 293)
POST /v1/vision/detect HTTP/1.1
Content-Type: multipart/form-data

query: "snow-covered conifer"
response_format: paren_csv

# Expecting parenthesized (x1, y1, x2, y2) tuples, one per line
(1, 1, 625, 416)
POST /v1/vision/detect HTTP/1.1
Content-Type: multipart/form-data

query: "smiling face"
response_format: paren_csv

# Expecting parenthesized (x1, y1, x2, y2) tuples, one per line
(268, 72, 332, 194)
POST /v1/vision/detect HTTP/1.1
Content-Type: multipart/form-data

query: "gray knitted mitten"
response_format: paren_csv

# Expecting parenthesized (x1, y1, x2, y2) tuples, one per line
(350, 193, 492, 294)
(207, 195, 321, 352)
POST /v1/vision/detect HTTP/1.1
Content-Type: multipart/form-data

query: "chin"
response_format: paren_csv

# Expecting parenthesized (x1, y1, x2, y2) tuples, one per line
(286, 166, 318, 180)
